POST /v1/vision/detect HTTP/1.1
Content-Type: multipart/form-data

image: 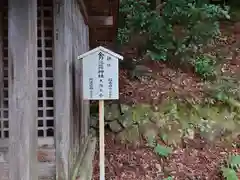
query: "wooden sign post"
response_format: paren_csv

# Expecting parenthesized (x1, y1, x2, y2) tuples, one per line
(78, 46, 123, 180)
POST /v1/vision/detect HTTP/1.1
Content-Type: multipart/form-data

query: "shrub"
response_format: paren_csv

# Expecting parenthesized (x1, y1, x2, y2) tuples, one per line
(118, 0, 230, 78)
(193, 55, 216, 79)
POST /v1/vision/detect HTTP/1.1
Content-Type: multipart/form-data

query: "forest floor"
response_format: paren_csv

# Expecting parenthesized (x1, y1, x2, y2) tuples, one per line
(92, 132, 239, 180)
(92, 22, 240, 180)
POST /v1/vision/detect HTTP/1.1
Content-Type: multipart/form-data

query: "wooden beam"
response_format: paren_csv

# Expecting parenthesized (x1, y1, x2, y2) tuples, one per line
(54, 0, 73, 179)
(8, 0, 38, 180)
(0, 162, 55, 179)
(77, 0, 89, 25)
(112, 0, 120, 44)
(88, 16, 113, 26)
(72, 0, 90, 148)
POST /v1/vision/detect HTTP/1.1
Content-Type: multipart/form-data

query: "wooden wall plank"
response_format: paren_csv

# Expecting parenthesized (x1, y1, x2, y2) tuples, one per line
(0, 162, 55, 180)
(8, 0, 38, 180)
(88, 16, 113, 26)
(54, 0, 90, 178)
(72, 1, 81, 150)
(54, 0, 73, 179)
(74, 0, 90, 145)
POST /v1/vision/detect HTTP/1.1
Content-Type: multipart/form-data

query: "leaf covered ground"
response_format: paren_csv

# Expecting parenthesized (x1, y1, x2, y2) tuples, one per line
(92, 22, 240, 179)
(93, 132, 239, 180)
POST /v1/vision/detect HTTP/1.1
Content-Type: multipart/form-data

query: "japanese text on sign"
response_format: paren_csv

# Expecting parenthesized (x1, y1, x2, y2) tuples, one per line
(98, 52, 104, 98)
(81, 47, 121, 100)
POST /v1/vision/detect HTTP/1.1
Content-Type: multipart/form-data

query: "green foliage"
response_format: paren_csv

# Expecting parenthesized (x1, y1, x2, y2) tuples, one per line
(205, 76, 240, 107)
(193, 55, 216, 79)
(147, 136, 172, 157)
(154, 144, 173, 157)
(221, 154, 240, 180)
(118, 0, 230, 78)
(163, 176, 173, 180)
(221, 168, 238, 180)
(227, 155, 240, 170)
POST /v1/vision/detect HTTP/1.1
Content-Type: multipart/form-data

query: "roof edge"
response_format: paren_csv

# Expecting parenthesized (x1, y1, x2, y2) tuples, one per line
(78, 46, 124, 60)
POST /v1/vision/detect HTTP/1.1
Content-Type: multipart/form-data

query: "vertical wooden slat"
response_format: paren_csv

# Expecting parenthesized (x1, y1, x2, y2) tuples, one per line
(8, 0, 38, 180)
(54, 0, 73, 179)
(72, 0, 80, 149)
(80, 0, 90, 140)
(74, 0, 90, 145)
(82, 26, 90, 140)
(54, 0, 90, 178)
(72, 0, 90, 151)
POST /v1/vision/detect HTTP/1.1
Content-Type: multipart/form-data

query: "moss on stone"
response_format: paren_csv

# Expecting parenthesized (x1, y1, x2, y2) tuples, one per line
(103, 98, 240, 146)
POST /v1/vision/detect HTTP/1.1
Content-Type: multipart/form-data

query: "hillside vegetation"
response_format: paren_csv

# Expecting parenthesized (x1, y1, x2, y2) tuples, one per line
(92, 0, 240, 179)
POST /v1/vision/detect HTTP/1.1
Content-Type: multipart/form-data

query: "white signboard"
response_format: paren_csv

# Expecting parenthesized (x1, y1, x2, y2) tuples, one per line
(78, 46, 123, 100)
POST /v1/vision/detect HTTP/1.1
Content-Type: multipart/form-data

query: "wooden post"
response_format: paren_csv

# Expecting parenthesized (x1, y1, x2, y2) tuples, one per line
(54, 0, 73, 179)
(99, 100, 105, 180)
(72, 0, 90, 149)
(8, 0, 38, 180)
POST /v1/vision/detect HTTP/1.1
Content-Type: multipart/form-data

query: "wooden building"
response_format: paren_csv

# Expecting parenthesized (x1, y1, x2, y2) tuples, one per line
(0, 0, 119, 179)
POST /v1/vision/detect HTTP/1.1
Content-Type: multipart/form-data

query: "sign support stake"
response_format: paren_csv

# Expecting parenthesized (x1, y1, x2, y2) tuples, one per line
(99, 100, 105, 180)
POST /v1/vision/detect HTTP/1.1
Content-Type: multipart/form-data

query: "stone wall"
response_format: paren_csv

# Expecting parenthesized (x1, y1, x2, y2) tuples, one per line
(90, 100, 240, 147)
